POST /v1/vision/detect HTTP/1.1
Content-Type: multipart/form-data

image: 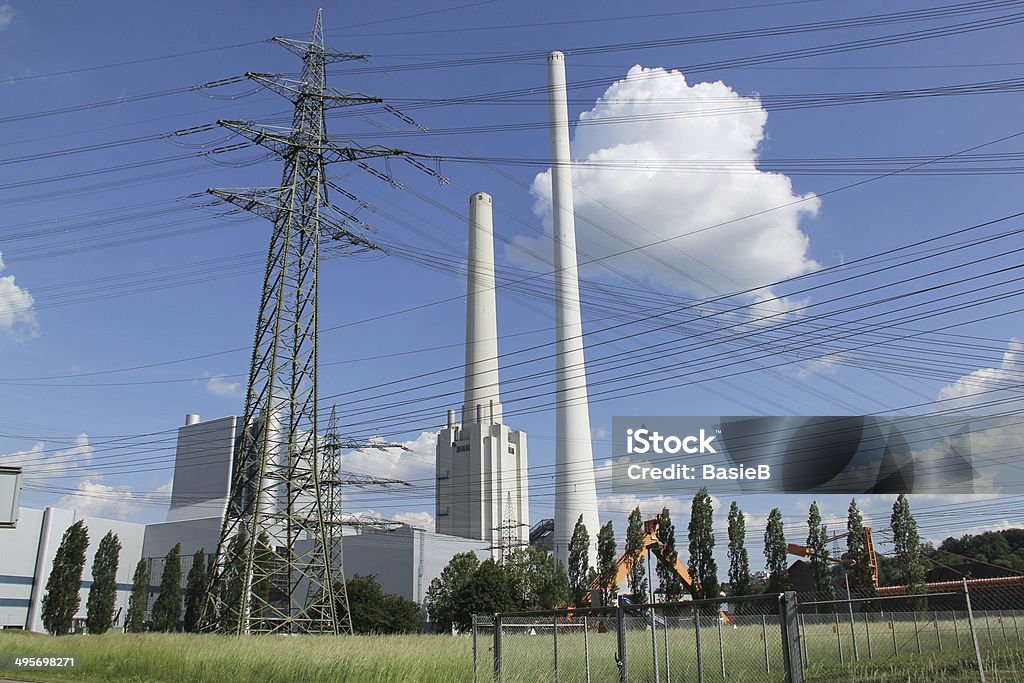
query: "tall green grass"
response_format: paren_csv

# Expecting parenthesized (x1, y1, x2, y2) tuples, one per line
(0, 631, 474, 683)
(2, 618, 1023, 682)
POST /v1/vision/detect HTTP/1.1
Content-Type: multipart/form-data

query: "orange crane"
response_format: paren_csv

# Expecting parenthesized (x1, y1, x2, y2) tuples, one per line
(586, 514, 696, 604)
(787, 527, 879, 588)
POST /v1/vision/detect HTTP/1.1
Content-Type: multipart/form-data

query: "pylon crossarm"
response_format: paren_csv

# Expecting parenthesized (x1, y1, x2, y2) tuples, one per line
(271, 36, 366, 63)
(246, 72, 381, 107)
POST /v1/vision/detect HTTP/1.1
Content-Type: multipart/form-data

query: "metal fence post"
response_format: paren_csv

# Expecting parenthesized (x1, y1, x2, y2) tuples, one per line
(935, 612, 943, 651)
(650, 605, 661, 683)
(834, 610, 844, 664)
(890, 612, 898, 656)
(963, 579, 987, 683)
(553, 614, 559, 683)
(848, 597, 859, 661)
(998, 611, 1008, 646)
(763, 614, 771, 674)
(472, 614, 478, 683)
(1011, 609, 1021, 644)
(863, 611, 872, 659)
(913, 609, 922, 654)
(953, 610, 961, 649)
(663, 613, 671, 683)
(616, 600, 628, 683)
(584, 615, 591, 683)
(779, 592, 806, 683)
(493, 613, 503, 683)
(717, 612, 726, 679)
(694, 607, 705, 683)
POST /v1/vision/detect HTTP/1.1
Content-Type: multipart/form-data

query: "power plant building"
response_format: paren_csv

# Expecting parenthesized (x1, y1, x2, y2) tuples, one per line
(1, 413, 486, 631)
(436, 193, 530, 554)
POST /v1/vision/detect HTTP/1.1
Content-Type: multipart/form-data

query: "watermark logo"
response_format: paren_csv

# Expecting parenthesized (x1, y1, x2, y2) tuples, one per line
(626, 427, 718, 454)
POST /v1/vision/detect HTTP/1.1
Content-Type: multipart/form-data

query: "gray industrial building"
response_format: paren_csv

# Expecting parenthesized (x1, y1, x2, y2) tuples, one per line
(0, 413, 486, 632)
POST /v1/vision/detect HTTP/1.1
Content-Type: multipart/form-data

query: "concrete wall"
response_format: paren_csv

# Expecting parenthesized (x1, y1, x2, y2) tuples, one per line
(342, 527, 487, 605)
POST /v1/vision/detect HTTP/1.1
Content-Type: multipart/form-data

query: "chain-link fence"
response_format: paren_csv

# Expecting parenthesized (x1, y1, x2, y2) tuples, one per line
(797, 578, 1024, 683)
(475, 580, 1024, 682)
(479, 593, 802, 683)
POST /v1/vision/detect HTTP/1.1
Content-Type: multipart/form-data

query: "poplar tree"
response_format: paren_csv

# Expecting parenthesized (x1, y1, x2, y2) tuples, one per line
(568, 514, 591, 607)
(657, 508, 685, 602)
(86, 531, 121, 634)
(125, 558, 149, 633)
(151, 543, 182, 632)
(807, 502, 835, 600)
(727, 502, 751, 600)
(764, 508, 789, 593)
(596, 521, 619, 607)
(846, 499, 877, 599)
(624, 507, 648, 601)
(890, 494, 926, 606)
(42, 520, 90, 635)
(183, 548, 207, 632)
(687, 489, 719, 603)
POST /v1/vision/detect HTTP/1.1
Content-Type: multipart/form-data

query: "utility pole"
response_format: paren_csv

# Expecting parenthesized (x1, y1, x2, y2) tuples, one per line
(200, 9, 436, 635)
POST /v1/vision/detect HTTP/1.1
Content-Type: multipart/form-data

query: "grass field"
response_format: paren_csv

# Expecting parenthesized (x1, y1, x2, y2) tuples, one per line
(1, 612, 1023, 682)
(0, 630, 475, 683)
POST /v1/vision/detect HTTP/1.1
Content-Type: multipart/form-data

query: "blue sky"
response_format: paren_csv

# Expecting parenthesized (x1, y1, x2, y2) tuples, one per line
(2, 0, 1023, 571)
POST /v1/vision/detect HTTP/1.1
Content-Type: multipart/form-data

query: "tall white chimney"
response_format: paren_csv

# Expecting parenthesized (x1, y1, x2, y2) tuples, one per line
(461, 192, 503, 426)
(548, 51, 600, 568)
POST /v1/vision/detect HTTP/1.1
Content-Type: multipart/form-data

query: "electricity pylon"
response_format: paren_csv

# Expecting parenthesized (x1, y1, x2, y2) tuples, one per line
(495, 492, 527, 564)
(200, 9, 433, 635)
(321, 405, 411, 633)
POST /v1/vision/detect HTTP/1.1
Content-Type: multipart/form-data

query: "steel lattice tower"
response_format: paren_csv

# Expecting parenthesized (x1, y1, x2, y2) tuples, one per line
(200, 10, 422, 635)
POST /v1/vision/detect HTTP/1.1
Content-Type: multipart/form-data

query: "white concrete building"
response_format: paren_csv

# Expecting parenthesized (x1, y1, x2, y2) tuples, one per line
(435, 193, 530, 554)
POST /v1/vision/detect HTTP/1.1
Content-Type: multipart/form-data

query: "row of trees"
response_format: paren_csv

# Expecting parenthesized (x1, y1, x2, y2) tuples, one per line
(41, 521, 122, 635)
(42, 523, 422, 636)
(427, 488, 929, 624)
(41, 491, 931, 635)
(758, 494, 925, 599)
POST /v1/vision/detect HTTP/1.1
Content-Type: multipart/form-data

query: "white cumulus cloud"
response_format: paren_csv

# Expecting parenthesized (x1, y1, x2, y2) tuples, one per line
(519, 65, 819, 309)
(937, 338, 1024, 411)
(0, 252, 38, 338)
(203, 372, 242, 398)
(392, 510, 435, 530)
(0, 433, 148, 520)
(0, 5, 14, 30)
(342, 431, 436, 482)
(56, 479, 139, 520)
(0, 432, 93, 483)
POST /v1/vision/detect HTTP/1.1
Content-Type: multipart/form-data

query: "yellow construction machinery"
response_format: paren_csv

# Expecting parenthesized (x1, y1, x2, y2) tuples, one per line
(787, 526, 879, 588)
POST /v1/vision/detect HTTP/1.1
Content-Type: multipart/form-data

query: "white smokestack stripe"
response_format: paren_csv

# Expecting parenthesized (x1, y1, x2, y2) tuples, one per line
(548, 51, 600, 568)
(461, 192, 503, 426)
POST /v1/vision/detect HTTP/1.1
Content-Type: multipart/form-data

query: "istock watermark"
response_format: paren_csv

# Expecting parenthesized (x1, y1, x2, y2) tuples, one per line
(610, 415, 1024, 495)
